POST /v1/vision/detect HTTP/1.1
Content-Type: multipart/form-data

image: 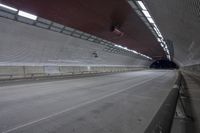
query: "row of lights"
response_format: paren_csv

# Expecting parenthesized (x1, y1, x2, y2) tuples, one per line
(0, 3, 38, 20)
(0, 3, 152, 60)
(134, 1, 171, 60)
(114, 44, 152, 60)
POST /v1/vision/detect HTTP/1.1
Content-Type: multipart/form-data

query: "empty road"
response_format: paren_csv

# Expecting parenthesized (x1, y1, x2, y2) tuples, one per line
(0, 70, 176, 133)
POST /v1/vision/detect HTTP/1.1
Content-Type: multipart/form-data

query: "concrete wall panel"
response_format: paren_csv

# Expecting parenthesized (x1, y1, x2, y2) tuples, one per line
(0, 17, 151, 67)
(0, 66, 24, 75)
(0, 17, 151, 80)
(0, 66, 24, 79)
(144, 0, 200, 66)
(24, 66, 44, 74)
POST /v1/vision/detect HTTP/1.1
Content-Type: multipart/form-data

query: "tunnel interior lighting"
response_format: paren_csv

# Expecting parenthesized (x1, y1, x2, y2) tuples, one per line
(114, 44, 152, 60)
(157, 38, 161, 42)
(132, 1, 171, 60)
(154, 28, 158, 34)
(18, 10, 38, 20)
(167, 55, 171, 60)
(147, 17, 154, 23)
(137, 1, 147, 10)
(142, 10, 151, 18)
(154, 27, 163, 38)
(166, 50, 170, 55)
(0, 3, 18, 12)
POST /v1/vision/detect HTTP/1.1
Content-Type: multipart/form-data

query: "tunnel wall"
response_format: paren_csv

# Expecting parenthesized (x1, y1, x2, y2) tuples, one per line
(181, 64, 200, 75)
(0, 17, 150, 66)
(144, 0, 200, 67)
(0, 17, 150, 79)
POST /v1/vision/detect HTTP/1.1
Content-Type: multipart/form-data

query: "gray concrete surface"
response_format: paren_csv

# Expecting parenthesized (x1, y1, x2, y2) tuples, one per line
(182, 64, 200, 75)
(143, 0, 200, 66)
(171, 71, 200, 133)
(0, 70, 176, 133)
(0, 17, 150, 67)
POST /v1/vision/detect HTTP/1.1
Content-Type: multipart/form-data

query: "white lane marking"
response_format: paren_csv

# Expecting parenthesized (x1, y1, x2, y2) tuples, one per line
(2, 76, 160, 133)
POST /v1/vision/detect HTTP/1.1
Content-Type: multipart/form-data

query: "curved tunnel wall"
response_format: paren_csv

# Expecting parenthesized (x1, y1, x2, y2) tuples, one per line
(143, 0, 200, 67)
(0, 17, 152, 78)
(0, 17, 151, 67)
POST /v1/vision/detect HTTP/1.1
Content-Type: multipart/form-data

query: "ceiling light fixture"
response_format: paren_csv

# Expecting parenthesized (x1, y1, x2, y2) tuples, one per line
(142, 10, 151, 18)
(0, 3, 18, 12)
(137, 1, 147, 10)
(18, 10, 38, 20)
(157, 38, 161, 42)
(147, 17, 154, 23)
(115, 44, 152, 60)
(131, 1, 171, 60)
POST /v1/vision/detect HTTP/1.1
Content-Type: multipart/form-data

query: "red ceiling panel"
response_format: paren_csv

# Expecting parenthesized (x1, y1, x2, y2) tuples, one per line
(1, 0, 166, 59)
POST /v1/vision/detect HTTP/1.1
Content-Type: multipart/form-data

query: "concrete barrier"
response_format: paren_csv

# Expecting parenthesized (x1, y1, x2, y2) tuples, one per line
(44, 66, 60, 76)
(24, 66, 45, 77)
(181, 64, 200, 74)
(60, 66, 74, 74)
(0, 66, 24, 79)
(0, 65, 147, 81)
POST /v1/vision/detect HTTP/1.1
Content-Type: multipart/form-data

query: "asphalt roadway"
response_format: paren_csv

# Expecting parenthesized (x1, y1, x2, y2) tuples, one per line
(0, 70, 176, 133)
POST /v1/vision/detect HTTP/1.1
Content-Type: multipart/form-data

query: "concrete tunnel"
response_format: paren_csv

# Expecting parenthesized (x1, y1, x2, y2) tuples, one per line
(0, 0, 199, 132)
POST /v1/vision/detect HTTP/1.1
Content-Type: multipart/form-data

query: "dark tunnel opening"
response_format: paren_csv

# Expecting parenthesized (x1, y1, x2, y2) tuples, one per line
(150, 60, 179, 69)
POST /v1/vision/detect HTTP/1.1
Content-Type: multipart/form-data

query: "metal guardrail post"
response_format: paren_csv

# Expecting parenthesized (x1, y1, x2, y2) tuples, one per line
(144, 71, 182, 133)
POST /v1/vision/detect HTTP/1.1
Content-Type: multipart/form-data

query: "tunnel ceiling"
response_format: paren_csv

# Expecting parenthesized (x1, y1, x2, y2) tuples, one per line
(1, 0, 166, 59)
(142, 0, 200, 66)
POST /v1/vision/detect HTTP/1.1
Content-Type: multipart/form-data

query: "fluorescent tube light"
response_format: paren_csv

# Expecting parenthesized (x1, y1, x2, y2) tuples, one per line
(0, 3, 18, 11)
(142, 10, 151, 18)
(157, 38, 161, 42)
(147, 17, 154, 23)
(137, 1, 147, 10)
(167, 55, 171, 60)
(18, 10, 38, 20)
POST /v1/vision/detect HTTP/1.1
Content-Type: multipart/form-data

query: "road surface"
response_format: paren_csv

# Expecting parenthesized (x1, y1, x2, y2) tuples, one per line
(0, 70, 176, 133)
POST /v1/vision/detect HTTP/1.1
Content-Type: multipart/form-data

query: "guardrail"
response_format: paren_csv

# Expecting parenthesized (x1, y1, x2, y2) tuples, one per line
(144, 71, 183, 133)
